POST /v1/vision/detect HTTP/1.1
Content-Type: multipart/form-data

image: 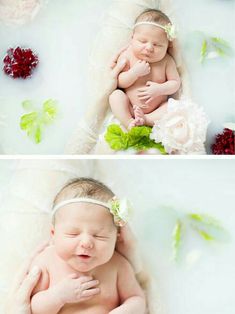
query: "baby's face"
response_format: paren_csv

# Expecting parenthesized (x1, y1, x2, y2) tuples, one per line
(132, 25, 169, 63)
(51, 202, 117, 273)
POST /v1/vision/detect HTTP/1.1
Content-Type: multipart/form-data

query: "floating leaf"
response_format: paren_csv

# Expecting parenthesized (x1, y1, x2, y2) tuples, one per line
(20, 99, 58, 144)
(172, 220, 182, 261)
(211, 37, 230, 49)
(22, 99, 34, 111)
(200, 39, 207, 63)
(42, 99, 58, 124)
(188, 213, 223, 230)
(194, 227, 214, 241)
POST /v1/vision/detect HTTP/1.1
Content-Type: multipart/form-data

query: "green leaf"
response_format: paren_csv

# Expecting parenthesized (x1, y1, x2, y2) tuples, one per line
(21, 100, 34, 111)
(195, 228, 214, 241)
(211, 37, 230, 49)
(105, 124, 128, 150)
(20, 99, 58, 144)
(200, 39, 207, 63)
(42, 99, 58, 124)
(20, 112, 38, 131)
(34, 126, 42, 144)
(188, 213, 223, 230)
(105, 124, 166, 153)
(172, 220, 182, 261)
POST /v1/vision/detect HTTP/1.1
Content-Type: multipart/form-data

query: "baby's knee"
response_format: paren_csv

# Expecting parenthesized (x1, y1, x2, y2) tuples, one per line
(109, 89, 125, 105)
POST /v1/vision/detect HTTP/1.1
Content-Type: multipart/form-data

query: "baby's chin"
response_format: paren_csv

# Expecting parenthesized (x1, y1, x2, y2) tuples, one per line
(136, 53, 161, 63)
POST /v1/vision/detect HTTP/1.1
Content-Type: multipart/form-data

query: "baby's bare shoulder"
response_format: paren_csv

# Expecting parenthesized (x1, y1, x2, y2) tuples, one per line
(165, 53, 177, 65)
(31, 245, 55, 267)
(112, 251, 132, 270)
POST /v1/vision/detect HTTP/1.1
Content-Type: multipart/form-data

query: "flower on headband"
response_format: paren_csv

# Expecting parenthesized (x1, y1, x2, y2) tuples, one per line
(164, 23, 177, 41)
(109, 197, 133, 227)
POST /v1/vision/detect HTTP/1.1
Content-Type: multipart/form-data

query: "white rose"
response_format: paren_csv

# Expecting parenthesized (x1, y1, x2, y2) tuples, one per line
(150, 98, 209, 154)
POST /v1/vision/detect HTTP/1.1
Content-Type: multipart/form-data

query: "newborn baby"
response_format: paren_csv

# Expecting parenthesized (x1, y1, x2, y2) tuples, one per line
(30, 178, 145, 314)
(109, 9, 181, 129)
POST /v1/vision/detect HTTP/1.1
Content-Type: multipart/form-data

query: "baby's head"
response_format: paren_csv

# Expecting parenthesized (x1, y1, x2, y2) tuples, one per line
(51, 178, 118, 273)
(132, 9, 174, 63)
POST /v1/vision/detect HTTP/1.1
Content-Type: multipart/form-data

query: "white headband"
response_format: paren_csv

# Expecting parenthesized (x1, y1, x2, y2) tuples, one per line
(133, 21, 176, 41)
(51, 197, 132, 227)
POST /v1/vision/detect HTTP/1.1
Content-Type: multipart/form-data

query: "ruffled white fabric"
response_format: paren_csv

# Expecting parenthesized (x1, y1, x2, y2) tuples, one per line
(0, 0, 43, 25)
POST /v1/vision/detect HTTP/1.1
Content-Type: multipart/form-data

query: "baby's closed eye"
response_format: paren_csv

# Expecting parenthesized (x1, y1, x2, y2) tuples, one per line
(94, 235, 109, 240)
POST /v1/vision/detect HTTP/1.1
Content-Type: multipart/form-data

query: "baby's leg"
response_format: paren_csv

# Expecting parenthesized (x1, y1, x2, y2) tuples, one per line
(109, 89, 135, 129)
(144, 101, 168, 126)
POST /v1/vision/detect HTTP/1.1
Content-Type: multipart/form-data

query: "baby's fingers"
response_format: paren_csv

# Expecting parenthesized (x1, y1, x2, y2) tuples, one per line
(76, 276, 93, 284)
(81, 279, 99, 291)
(145, 97, 153, 104)
(139, 95, 150, 101)
(137, 88, 147, 93)
(81, 287, 100, 298)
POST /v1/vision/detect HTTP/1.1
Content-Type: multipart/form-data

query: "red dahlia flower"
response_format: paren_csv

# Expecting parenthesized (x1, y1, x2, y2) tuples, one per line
(3, 46, 39, 79)
(211, 128, 235, 155)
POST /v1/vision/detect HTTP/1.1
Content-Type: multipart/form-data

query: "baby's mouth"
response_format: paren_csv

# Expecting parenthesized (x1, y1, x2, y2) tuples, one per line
(77, 254, 92, 260)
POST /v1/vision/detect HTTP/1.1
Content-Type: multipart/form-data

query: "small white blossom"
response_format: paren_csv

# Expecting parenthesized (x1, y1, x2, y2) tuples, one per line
(110, 197, 133, 226)
(164, 23, 177, 41)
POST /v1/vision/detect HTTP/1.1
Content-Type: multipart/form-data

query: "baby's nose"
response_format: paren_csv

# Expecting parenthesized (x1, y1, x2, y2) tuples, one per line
(80, 235, 93, 249)
(145, 43, 154, 51)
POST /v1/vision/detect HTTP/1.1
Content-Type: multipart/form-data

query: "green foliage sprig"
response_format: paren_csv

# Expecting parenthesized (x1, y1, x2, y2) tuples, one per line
(200, 35, 232, 63)
(105, 124, 166, 153)
(20, 99, 58, 143)
(171, 210, 227, 261)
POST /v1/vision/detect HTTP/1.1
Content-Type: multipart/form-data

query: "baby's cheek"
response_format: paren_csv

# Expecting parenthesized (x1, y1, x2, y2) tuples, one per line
(55, 239, 76, 260)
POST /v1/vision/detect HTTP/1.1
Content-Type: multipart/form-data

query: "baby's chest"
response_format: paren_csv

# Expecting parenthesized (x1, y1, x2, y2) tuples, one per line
(59, 279, 120, 314)
(130, 61, 166, 86)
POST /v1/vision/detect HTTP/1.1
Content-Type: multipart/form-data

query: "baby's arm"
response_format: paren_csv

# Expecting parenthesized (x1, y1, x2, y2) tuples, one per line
(109, 254, 146, 314)
(117, 52, 150, 89)
(30, 253, 64, 314)
(30, 250, 99, 314)
(158, 54, 181, 95)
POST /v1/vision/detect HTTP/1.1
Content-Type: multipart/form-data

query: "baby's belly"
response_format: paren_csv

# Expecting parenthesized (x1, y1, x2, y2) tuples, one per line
(58, 290, 119, 314)
(59, 304, 111, 314)
(126, 84, 167, 114)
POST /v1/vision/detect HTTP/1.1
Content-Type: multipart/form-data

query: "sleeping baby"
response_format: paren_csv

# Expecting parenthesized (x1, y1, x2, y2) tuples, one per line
(30, 178, 145, 314)
(109, 9, 181, 129)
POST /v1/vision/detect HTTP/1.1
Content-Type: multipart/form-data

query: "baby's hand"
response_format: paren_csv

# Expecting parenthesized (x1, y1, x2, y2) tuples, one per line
(132, 60, 150, 77)
(53, 274, 100, 305)
(137, 81, 162, 104)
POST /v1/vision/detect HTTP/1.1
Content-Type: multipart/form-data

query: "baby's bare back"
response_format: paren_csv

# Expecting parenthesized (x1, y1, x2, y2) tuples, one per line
(47, 248, 120, 314)
(124, 49, 168, 113)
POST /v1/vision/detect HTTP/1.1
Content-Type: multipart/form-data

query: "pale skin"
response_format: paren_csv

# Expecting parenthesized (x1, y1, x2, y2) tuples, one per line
(109, 24, 181, 129)
(30, 203, 145, 314)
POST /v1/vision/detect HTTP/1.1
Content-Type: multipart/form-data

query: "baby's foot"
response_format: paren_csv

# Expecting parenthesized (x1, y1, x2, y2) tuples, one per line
(127, 118, 137, 130)
(133, 105, 145, 126)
